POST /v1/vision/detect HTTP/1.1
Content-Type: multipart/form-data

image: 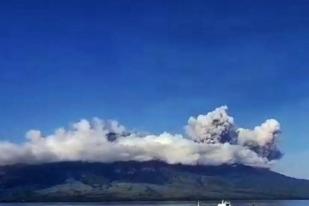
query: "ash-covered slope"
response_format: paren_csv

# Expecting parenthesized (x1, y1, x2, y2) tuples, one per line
(0, 161, 309, 202)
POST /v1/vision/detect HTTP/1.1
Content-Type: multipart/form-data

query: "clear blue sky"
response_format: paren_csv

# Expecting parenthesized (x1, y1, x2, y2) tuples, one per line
(0, 0, 309, 178)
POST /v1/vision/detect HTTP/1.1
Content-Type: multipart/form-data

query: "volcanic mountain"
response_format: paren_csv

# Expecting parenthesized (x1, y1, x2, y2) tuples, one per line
(0, 161, 309, 202)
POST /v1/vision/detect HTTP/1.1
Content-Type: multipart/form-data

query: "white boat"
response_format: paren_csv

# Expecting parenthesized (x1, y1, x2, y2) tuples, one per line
(217, 200, 232, 206)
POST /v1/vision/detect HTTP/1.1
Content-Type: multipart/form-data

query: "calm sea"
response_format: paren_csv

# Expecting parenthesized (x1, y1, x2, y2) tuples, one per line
(0, 201, 308, 206)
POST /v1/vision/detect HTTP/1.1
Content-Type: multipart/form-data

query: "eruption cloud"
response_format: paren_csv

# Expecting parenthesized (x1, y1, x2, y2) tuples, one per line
(0, 106, 282, 167)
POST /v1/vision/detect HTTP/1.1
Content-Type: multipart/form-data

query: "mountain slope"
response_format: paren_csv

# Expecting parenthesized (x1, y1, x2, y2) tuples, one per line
(0, 161, 309, 201)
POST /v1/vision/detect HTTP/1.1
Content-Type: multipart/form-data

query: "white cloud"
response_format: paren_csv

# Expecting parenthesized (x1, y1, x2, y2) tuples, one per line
(0, 106, 282, 167)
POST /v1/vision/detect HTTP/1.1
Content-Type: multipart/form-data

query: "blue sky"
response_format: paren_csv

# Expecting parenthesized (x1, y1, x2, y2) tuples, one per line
(0, 0, 309, 178)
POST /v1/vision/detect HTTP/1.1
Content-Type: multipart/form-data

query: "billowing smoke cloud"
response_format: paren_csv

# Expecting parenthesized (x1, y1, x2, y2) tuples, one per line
(185, 106, 237, 144)
(0, 106, 282, 167)
(238, 119, 282, 160)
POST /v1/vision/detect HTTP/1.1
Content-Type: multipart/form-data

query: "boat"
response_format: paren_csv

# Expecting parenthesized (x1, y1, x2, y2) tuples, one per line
(217, 200, 232, 206)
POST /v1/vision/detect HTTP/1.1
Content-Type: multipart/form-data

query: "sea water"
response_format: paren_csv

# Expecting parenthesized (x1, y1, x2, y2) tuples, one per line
(0, 200, 308, 206)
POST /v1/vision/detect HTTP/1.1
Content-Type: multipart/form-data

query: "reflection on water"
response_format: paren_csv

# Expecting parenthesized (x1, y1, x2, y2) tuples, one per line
(0, 201, 308, 206)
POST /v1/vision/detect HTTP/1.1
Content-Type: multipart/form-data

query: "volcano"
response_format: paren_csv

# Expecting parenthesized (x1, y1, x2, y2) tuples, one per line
(1, 161, 309, 202)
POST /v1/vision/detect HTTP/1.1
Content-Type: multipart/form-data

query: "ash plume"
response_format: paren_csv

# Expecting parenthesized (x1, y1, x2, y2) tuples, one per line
(0, 106, 282, 167)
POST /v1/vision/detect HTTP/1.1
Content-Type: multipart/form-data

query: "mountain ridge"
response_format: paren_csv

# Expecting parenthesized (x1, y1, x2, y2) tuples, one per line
(0, 161, 309, 202)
